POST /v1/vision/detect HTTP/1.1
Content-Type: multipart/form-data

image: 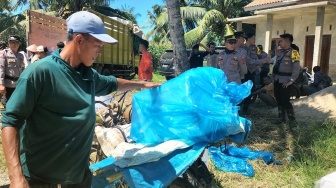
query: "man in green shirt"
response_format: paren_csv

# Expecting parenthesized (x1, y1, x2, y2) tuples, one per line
(1, 11, 159, 188)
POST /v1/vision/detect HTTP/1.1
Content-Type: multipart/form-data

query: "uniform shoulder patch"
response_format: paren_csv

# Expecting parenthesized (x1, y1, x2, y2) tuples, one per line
(291, 49, 300, 62)
(0, 51, 4, 58)
(256, 46, 261, 55)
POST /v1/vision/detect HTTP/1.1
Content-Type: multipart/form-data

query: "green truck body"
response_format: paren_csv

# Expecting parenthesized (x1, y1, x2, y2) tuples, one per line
(26, 9, 141, 78)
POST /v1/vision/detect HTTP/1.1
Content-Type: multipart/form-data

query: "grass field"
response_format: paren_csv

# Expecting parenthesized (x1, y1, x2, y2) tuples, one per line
(1, 73, 335, 187)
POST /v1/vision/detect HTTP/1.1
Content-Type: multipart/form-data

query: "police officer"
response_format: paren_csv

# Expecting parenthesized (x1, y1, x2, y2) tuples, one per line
(216, 35, 247, 84)
(241, 33, 270, 115)
(206, 42, 219, 68)
(234, 31, 247, 82)
(272, 33, 300, 124)
(0, 35, 24, 107)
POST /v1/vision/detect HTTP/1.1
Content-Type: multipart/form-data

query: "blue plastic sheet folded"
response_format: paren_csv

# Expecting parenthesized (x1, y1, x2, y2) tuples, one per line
(209, 145, 282, 177)
(131, 67, 253, 146)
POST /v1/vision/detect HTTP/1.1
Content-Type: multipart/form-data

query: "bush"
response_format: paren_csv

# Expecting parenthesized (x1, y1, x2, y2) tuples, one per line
(148, 43, 171, 71)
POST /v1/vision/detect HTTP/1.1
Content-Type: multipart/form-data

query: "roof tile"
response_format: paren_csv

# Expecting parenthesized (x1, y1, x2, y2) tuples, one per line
(245, 0, 283, 8)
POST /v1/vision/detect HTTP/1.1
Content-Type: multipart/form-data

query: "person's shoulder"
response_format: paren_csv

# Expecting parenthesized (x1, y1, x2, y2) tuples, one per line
(0, 50, 4, 58)
(143, 51, 151, 57)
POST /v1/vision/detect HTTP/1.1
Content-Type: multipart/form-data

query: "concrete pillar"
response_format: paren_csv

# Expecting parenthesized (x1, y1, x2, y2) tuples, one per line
(312, 7, 325, 68)
(264, 14, 273, 54)
(237, 21, 243, 31)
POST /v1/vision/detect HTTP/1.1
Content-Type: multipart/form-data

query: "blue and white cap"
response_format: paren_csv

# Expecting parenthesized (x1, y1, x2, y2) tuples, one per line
(66, 11, 118, 44)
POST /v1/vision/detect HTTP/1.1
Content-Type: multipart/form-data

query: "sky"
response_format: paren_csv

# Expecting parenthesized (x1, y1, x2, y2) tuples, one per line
(110, 0, 165, 35)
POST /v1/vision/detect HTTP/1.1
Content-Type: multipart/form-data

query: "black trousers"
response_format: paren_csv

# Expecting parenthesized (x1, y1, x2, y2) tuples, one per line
(274, 80, 293, 110)
(242, 71, 256, 111)
(26, 167, 92, 188)
(1, 87, 15, 108)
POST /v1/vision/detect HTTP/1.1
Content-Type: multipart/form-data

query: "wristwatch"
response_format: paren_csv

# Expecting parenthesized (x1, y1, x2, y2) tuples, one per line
(290, 78, 294, 82)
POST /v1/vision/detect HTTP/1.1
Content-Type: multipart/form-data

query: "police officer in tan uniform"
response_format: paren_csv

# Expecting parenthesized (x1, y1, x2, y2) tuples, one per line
(241, 33, 270, 115)
(234, 31, 248, 82)
(216, 35, 247, 84)
(0, 35, 24, 107)
(272, 33, 300, 124)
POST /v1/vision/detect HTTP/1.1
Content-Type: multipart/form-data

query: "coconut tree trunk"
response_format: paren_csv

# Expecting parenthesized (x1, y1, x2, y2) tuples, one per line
(166, 0, 189, 76)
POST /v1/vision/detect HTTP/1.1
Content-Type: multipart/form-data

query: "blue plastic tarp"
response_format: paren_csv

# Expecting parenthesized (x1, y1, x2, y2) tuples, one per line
(131, 67, 252, 146)
(209, 145, 282, 177)
(91, 67, 253, 188)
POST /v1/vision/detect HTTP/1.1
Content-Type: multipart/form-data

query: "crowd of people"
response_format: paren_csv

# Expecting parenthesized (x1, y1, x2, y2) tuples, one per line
(187, 32, 331, 125)
(0, 8, 333, 187)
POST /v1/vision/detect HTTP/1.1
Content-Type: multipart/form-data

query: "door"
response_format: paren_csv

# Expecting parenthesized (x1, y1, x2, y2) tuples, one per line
(304, 35, 331, 74)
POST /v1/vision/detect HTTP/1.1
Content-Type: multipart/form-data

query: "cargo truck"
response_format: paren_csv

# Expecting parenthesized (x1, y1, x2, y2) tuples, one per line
(26, 8, 141, 78)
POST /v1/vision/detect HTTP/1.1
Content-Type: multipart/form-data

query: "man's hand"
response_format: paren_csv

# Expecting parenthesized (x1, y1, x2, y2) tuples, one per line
(262, 57, 271, 64)
(142, 82, 161, 88)
(9, 176, 29, 188)
(282, 80, 293, 88)
(0, 84, 6, 96)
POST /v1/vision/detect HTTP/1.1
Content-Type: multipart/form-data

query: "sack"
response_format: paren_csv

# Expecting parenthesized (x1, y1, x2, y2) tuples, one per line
(319, 74, 333, 89)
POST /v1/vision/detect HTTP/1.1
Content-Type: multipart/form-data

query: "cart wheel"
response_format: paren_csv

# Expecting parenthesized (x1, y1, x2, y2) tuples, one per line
(123, 105, 132, 123)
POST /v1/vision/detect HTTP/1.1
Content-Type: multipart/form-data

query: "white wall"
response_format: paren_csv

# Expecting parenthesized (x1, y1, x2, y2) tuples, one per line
(255, 12, 336, 69)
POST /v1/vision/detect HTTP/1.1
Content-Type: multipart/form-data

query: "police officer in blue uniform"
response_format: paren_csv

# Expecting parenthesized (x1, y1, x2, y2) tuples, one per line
(216, 35, 247, 84)
(272, 33, 300, 124)
(0, 35, 24, 107)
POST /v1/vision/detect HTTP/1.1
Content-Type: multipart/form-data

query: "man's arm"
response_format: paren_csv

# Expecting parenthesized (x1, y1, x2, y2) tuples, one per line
(2, 127, 29, 188)
(311, 73, 320, 86)
(116, 78, 160, 91)
(199, 43, 210, 52)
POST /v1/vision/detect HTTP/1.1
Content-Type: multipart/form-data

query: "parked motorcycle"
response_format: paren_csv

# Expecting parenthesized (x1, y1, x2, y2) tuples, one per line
(290, 67, 313, 99)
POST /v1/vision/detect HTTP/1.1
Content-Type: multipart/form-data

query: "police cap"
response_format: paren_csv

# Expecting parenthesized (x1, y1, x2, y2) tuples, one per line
(224, 35, 236, 42)
(245, 33, 255, 40)
(8, 35, 20, 41)
(280, 33, 293, 42)
(234, 31, 246, 38)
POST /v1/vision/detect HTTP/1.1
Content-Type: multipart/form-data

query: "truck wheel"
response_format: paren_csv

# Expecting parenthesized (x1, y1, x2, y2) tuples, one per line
(101, 68, 111, 76)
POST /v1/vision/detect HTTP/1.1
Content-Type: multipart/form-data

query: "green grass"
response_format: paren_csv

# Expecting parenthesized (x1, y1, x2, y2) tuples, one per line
(211, 105, 336, 187)
(132, 72, 166, 83)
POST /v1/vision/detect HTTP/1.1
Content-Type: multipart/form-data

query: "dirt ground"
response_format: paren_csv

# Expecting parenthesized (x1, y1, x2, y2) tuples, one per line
(0, 86, 335, 186)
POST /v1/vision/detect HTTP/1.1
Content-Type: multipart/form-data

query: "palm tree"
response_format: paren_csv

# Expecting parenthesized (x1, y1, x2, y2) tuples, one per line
(156, 0, 253, 48)
(166, 0, 189, 76)
(144, 5, 170, 44)
(120, 4, 140, 24)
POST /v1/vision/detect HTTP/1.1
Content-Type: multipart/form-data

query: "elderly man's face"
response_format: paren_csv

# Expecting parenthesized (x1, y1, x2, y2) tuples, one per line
(78, 34, 104, 66)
